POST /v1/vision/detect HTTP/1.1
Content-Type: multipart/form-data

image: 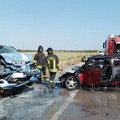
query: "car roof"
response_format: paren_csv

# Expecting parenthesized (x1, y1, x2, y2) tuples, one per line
(88, 55, 120, 60)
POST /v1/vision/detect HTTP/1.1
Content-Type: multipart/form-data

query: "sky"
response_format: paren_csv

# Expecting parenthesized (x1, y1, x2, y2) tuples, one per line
(0, 0, 120, 50)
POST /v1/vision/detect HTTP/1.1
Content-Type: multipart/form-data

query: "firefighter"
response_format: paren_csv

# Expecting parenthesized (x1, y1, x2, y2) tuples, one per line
(34, 46, 47, 82)
(46, 47, 59, 83)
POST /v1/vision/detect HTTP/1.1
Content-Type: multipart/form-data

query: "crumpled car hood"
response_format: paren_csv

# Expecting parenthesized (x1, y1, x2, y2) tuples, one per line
(59, 64, 81, 77)
(0, 53, 31, 63)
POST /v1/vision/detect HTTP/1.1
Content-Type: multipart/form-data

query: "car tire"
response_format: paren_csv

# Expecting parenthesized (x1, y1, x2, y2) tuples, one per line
(65, 75, 78, 90)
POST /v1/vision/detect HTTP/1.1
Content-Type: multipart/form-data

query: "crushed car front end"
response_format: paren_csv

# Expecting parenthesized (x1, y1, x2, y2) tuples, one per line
(0, 45, 40, 94)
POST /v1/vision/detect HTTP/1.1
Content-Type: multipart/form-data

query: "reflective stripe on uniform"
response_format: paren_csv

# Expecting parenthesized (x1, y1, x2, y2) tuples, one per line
(49, 69, 57, 72)
(36, 65, 42, 69)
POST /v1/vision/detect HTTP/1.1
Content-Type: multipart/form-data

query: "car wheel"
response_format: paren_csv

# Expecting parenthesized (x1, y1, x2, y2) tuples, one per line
(65, 75, 78, 90)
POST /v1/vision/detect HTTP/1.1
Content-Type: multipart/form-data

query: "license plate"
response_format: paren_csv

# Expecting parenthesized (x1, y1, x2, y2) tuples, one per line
(13, 73, 24, 78)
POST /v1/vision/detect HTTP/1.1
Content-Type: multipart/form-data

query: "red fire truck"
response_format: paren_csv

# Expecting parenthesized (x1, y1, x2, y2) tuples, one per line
(103, 34, 120, 55)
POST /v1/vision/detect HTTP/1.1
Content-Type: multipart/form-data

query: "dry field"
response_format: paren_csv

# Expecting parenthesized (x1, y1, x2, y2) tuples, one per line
(22, 50, 97, 70)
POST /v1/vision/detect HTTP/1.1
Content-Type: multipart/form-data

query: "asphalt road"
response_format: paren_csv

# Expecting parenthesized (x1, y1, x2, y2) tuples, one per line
(1, 85, 120, 120)
(0, 84, 69, 120)
(58, 88, 120, 120)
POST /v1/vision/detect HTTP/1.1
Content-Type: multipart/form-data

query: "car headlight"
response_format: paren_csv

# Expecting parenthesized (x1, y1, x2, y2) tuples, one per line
(13, 60, 26, 66)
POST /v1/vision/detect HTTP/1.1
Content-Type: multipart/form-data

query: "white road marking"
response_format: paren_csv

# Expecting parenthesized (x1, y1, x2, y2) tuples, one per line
(50, 90, 79, 120)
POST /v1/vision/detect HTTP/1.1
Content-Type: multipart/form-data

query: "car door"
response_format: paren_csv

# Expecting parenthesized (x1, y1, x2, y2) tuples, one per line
(82, 60, 101, 86)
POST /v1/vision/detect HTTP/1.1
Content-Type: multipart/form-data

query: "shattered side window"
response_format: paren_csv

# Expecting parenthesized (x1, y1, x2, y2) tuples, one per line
(88, 59, 99, 66)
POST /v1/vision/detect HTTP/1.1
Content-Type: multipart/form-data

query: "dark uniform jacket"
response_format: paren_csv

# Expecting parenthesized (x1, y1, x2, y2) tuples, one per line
(34, 52, 47, 69)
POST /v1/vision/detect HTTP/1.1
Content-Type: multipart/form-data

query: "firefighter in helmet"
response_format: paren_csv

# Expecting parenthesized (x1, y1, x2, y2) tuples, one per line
(34, 46, 47, 82)
(46, 47, 59, 82)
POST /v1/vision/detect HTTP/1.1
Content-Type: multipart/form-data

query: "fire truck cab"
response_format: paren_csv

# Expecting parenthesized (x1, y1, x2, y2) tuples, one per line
(103, 34, 120, 55)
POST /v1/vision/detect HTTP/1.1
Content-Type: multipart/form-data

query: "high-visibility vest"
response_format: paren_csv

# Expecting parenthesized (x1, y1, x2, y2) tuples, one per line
(47, 56, 58, 72)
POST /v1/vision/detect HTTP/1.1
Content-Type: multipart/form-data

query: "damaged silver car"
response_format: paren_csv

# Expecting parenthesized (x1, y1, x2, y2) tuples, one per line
(0, 45, 40, 95)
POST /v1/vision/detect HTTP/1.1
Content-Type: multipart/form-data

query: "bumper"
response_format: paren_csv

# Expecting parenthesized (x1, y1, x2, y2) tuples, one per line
(0, 69, 40, 90)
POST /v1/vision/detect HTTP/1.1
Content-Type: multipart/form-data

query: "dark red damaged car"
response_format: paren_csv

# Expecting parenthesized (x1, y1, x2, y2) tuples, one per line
(59, 55, 120, 90)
